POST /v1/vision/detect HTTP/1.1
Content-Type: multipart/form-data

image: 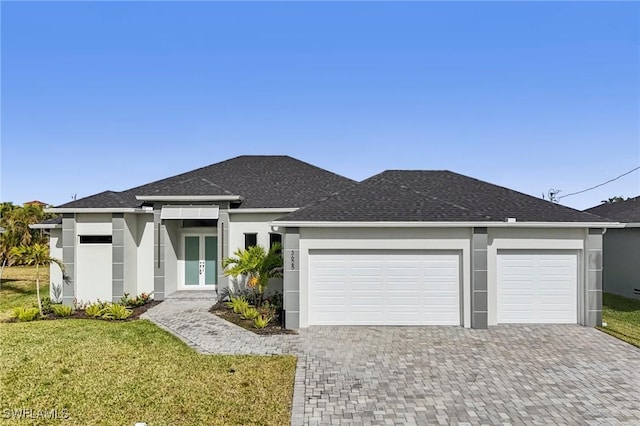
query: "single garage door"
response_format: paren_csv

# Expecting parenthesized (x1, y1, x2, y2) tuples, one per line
(497, 251, 577, 324)
(309, 250, 460, 325)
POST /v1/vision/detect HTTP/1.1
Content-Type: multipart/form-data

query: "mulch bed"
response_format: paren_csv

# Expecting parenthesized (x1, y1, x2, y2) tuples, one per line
(210, 301, 297, 335)
(4, 301, 162, 323)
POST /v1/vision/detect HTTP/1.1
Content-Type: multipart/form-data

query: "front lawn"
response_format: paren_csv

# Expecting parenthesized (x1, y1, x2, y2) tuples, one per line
(0, 266, 48, 320)
(599, 292, 640, 348)
(1, 320, 296, 425)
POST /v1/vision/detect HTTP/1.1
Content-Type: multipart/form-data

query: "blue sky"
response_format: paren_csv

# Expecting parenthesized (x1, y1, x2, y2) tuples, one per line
(2, 1, 638, 210)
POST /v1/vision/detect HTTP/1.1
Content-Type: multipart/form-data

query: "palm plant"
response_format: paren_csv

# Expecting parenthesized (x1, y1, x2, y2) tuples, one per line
(9, 243, 64, 316)
(223, 243, 283, 306)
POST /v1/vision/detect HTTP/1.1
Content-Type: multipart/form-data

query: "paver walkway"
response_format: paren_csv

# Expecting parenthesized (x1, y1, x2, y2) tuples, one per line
(142, 299, 640, 426)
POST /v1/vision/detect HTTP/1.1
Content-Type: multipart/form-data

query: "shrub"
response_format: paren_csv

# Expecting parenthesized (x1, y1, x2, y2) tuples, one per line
(120, 292, 152, 308)
(266, 291, 283, 315)
(226, 296, 250, 315)
(101, 303, 131, 320)
(52, 304, 74, 317)
(85, 302, 106, 318)
(12, 306, 40, 322)
(39, 296, 54, 315)
(258, 301, 277, 321)
(241, 307, 260, 320)
(253, 314, 272, 330)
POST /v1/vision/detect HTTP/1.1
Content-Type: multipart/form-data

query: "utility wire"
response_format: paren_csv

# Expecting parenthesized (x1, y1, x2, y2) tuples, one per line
(557, 166, 640, 199)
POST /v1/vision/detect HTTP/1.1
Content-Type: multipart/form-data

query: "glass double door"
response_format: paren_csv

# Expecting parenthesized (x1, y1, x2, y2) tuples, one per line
(184, 235, 217, 286)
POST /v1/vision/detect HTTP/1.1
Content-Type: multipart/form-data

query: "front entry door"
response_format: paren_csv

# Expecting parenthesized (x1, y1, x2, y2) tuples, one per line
(184, 235, 217, 287)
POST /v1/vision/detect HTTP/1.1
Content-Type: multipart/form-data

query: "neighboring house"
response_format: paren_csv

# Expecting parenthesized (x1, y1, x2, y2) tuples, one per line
(585, 197, 640, 299)
(24, 200, 48, 207)
(39, 155, 618, 329)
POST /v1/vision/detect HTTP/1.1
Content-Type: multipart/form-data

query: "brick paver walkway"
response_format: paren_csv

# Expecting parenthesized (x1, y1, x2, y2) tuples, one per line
(143, 299, 640, 426)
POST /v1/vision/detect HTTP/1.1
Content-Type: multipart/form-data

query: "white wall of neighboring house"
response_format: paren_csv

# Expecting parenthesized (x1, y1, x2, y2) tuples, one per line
(49, 228, 64, 301)
(75, 214, 112, 303)
(136, 215, 155, 296)
(228, 212, 285, 294)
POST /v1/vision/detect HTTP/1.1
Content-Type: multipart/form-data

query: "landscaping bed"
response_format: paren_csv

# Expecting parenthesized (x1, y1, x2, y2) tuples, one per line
(210, 300, 297, 335)
(3, 300, 161, 323)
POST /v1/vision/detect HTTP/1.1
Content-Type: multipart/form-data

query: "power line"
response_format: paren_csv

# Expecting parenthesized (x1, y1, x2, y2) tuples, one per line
(557, 166, 640, 199)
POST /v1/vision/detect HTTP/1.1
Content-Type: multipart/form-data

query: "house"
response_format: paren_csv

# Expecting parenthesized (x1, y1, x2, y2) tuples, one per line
(585, 197, 640, 299)
(39, 155, 618, 329)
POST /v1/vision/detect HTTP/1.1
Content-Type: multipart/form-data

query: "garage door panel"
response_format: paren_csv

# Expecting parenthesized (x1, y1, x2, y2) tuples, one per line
(498, 252, 577, 324)
(309, 251, 460, 326)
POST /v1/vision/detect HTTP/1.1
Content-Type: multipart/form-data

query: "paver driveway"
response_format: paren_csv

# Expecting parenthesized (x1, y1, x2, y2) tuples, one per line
(143, 300, 640, 425)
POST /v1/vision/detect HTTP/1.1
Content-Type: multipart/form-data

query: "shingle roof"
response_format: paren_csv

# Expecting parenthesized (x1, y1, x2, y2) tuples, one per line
(41, 216, 62, 225)
(57, 191, 139, 209)
(584, 196, 640, 223)
(56, 156, 355, 209)
(278, 170, 610, 223)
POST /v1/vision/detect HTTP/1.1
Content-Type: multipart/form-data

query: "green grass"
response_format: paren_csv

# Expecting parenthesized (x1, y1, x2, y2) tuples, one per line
(0, 266, 49, 320)
(599, 292, 640, 348)
(0, 266, 296, 424)
(0, 320, 297, 425)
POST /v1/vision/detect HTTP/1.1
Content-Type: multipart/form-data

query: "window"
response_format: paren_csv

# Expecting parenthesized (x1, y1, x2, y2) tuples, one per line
(79, 235, 112, 244)
(269, 233, 282, 254)
(182, 219, 218, 228)
(244, 233, 258, 249)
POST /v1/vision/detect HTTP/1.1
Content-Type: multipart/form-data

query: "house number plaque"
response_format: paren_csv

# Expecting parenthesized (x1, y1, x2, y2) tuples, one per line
(290, 250, 295, 270)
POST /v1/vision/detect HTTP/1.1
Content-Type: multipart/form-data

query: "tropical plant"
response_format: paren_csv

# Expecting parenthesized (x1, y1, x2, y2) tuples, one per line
(50, 283, 63, 303)
(226, 295, 250, 314)
(241, 306, 260, 320)
(52, 304, 74, 317)
(223, 243, 283, 306)
(85, 302, 106, 318)
(120, 292, 152, 308)
(602, 196, 627, 204)
(11, 306, 40, 322)
(101, 303, 132, 320)
(9, 243, 64, 316)
(253, 314, 272, 330)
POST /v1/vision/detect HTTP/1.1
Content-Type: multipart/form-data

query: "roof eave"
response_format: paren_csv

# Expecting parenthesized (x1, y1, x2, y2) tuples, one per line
(46, 207, 145, 213)
(30, 224, 62, 230)
(135, 195, 244, 202)
(270, 220, 623, 228)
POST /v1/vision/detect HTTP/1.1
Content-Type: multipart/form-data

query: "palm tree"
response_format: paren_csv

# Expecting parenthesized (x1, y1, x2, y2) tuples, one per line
(223, 243, 283, 306)
(10, 243, 64, 315)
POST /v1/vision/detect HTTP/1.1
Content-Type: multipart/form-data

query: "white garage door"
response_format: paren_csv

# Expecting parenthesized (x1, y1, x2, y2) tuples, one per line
(309, 251, 460, 325)
(497, 251, 577, 324)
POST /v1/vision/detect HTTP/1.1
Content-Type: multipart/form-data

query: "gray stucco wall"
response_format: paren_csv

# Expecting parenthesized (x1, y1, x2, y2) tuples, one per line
(585, 229, 604, 327)
(472, 228, 488, 329)
(283, 228, 300, 329)
(603, 228, 640, 300)
(153, 210, 165, 300)
(61, 214, 75, 305)
(112, 214, 125, 302)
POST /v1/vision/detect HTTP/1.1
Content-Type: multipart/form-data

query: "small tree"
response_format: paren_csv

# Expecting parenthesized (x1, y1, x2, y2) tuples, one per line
(223, 243, 283, 306)
(10, 243, 64, 315)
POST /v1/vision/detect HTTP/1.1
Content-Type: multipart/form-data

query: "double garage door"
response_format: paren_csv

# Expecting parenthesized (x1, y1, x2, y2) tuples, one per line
(309, 250, 461, 325)
(308, 250, 578, 326)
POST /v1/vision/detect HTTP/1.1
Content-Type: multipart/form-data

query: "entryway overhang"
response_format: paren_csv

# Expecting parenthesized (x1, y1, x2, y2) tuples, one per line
(160, 205, 220, 220)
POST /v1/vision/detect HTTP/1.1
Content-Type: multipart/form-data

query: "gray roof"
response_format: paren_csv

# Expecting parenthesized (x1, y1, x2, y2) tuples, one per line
(42, 216, 63, 225)
(584, 196, 640, 223)
(278, 170, 610, 223)
(56, 156, 355, 209)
